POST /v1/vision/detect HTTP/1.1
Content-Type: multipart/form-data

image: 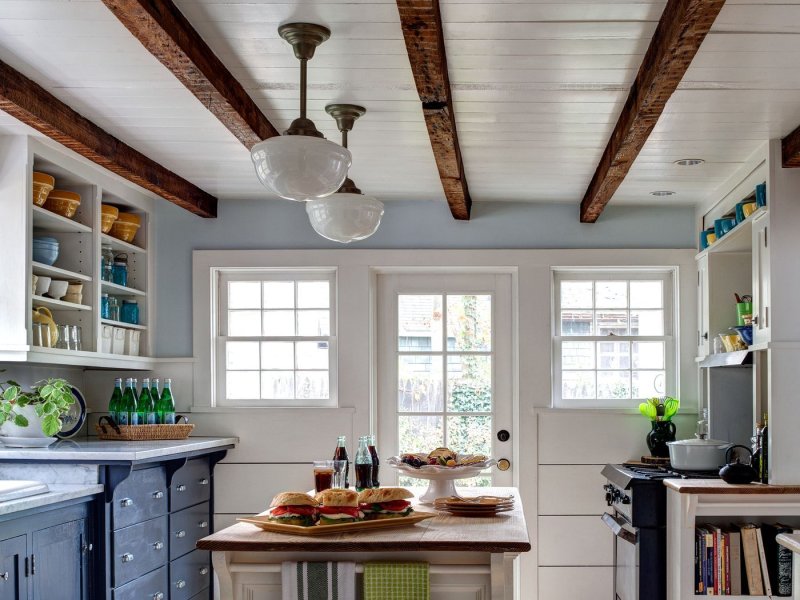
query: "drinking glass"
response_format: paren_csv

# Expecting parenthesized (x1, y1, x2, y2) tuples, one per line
(70, 325, 82, 351)
(55, 325, 70, 350)
(331, 460, 347, 489)
(313, 460, 334, 493)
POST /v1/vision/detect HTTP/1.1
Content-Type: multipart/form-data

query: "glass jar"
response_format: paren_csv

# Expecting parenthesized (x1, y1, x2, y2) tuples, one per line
(112, 253, 128, 287)
(100, 293, 110, 319)
(121, 300, 139, 325)
(108, 296, 121, 322)
(101, 245, 114, 282)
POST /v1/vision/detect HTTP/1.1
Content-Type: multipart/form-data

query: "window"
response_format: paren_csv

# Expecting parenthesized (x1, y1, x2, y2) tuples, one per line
(215, 270, 336, 407)
(552, 269, 676, 408)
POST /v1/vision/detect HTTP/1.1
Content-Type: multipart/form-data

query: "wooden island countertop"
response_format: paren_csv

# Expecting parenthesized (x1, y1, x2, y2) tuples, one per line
(198, 486, 530, 553)
(664, 479, 800, 494)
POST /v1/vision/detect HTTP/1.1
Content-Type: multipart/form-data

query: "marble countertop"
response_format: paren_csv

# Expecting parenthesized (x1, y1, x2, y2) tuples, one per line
(0, 483, 103, 517)
(0, 437, 238, 462)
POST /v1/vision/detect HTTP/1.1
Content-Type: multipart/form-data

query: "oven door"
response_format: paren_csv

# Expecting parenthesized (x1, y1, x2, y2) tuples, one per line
(602, 511, 638, 600)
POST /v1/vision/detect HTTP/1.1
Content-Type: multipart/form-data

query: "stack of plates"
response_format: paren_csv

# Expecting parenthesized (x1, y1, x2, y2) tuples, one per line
(433, 495, 514, 517)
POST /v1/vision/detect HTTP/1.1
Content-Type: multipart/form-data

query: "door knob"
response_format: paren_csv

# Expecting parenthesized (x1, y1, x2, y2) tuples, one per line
(497, 430, 510, 442)
(497, 458, 511, 471)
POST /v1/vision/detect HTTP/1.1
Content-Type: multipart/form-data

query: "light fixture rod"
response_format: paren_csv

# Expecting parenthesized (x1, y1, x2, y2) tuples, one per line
(300, 59, 308, 120)
(341, 130, 348, 149)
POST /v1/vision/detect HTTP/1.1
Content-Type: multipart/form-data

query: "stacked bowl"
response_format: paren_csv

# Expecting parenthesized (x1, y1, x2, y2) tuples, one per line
(109, 211, 141, 243)
(32, 237, 59, 266)
(44, 190, 81, 219)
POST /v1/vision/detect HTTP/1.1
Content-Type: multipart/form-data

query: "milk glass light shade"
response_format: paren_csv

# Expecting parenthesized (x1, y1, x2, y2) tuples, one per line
(306, 193, 384, 243)
(251, 136, 352, 202)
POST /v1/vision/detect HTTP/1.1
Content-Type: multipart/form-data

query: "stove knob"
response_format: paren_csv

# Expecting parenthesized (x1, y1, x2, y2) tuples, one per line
(621, 494, 631, 505)
(605, 492, 613, 506)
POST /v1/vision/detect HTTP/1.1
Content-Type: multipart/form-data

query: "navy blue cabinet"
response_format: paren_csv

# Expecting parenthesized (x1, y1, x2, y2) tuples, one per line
(0, 535, 27, 600)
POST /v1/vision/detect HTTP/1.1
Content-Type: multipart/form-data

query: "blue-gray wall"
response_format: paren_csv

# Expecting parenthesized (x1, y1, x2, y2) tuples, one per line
(154, 198, 696, 356)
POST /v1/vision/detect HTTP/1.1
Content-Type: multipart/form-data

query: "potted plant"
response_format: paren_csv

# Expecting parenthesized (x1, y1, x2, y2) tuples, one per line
(0, 378, 76, 438)
(639, 396, 680, 458)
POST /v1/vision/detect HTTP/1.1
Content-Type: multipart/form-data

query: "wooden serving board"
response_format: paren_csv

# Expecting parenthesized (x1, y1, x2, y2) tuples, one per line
(238, 512, 436, 536)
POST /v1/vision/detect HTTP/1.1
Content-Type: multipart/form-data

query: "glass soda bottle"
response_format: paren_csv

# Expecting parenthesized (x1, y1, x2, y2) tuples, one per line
(355, 436, 373, 492)
(120, 378, 138, 426)
(333, 436, 350, 489)
(108, 378, 123, 425)
(368, 434, 380, 488)
(157, 378, 176, 424)
(150, 378, 160, 404)
(139, 378, 157, 425)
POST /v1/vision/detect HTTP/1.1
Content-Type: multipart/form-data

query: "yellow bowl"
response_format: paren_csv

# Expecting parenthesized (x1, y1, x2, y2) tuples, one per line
(109, 220, 140, 243)
(742, 202, 757, 218)
(706, 232, 717, 245)
(116, 211, 142, 226)
(32, 172, 55, 207)
(44, 189, 81, 219)
(100, 204, 119, 233)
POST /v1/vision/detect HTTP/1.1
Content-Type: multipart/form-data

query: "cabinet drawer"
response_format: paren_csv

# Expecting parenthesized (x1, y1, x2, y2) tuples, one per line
(170, 549, 210, 600)
(170, 459, 211, 512)
(113, 565, 168, 600)
(113, 516, 169, 587)
(170, 502, 210, 561)
(113, 467, 168, 530)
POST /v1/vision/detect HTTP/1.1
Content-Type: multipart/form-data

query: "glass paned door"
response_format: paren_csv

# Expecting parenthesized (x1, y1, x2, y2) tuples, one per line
(378, 273, 513, 487)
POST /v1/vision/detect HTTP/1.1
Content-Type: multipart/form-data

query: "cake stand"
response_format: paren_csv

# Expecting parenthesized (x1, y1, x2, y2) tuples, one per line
(388, 457, 497, 504)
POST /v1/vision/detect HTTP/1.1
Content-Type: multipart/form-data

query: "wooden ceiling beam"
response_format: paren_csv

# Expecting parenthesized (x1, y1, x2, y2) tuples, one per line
(781, 124, 800, 167)
(101, 0, 279, 149)
(0, 58, 217, 217)
(579, 0, 726, 223)
(397, 0, 471, 220)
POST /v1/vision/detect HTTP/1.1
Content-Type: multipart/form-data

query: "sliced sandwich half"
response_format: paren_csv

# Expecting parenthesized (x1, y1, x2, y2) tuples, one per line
(358, 487, 414, 520)
(316, 488, 362, 524)
(267, 492, 319, 526)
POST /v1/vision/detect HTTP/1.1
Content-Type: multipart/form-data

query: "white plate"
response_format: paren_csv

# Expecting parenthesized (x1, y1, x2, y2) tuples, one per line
(0, 437, 58, 448)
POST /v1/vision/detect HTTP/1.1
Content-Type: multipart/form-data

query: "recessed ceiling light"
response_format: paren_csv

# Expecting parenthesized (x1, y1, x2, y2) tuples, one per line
(674, 158, 705, 166)
(650, 190, 676, 196)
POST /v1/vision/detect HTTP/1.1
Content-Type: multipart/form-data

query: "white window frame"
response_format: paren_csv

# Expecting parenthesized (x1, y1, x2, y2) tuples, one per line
(213, 267, 337, 408)
(552, 267, 679, 409)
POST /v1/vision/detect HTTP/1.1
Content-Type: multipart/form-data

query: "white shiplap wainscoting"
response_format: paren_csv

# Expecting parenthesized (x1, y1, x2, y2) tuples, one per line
(535, 409, 696, 600)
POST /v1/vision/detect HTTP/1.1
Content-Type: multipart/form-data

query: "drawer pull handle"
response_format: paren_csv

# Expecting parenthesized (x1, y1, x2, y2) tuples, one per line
(152, 541, 164, 550)
(152, 594, 164, 600)
(198, 520, 208, 529)
(0, 572, 8, 581)
(175, 530, 186, 538)
(199, 567, 209, 576)
(176, 484, 187, 492)
(120, 498, 133, 508)
(121, 553, 134, 563)
(152, 491, 164, 499)
(175, 580, 186, 589)
(198, 478, 209, 485)
(81, 543, 93, 553)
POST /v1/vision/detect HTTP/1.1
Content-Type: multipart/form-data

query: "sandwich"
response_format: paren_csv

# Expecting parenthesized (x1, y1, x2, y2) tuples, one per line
(267, 492, 319, 526)
(315, 488, 361, 524)
(358, 487, 414, 520)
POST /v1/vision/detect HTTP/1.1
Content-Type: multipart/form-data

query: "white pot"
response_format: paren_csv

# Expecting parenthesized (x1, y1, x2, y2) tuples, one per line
(0, 405, 48, 438)
(668, 438, 733, 471)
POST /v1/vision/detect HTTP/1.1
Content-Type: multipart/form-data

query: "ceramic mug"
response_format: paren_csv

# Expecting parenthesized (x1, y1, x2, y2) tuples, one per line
(67, 281, 83, 295)
(34, 276, 51, 296)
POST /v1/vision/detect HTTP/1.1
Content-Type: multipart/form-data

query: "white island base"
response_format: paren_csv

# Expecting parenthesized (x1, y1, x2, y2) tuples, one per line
(200, 487, 530, 600)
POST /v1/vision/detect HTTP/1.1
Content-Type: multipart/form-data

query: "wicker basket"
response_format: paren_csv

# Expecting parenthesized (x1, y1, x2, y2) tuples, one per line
(95, 416, 194, 441)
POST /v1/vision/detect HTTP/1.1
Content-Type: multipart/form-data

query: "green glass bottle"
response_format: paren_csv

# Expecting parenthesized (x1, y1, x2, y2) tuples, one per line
(108, 378, 123, 425)
(120, 378, 138, 426)
(139, 378, 156, 425)
(150, 378, 160, 404)
(157, 378, 176, 424)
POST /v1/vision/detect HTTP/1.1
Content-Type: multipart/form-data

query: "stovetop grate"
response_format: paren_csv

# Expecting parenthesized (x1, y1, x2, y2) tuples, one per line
(621, 463, 720, 480)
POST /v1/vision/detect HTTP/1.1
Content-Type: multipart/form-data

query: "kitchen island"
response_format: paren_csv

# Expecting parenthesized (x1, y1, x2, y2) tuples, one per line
(198, 486, 530, 600)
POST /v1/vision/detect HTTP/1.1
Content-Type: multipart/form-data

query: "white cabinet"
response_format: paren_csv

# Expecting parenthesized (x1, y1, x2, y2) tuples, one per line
(0, 135, 156, 368)
(696, 254, 709, 357)
(751, 211, 770, 346)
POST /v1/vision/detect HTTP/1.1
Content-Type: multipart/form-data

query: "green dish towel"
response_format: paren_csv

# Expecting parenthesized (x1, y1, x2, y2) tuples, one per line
(363, 562, 430, 600)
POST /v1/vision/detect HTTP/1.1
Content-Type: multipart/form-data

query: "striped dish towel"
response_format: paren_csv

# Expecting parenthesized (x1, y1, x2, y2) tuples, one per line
(281, 561, 356, 600)
(363, 562, 430, 600)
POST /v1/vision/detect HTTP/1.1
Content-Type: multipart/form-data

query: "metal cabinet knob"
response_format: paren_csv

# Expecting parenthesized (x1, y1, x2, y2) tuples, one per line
(199, 567, 209, 576)
(198, 478, 209, 485)
(497, 458, 511, 471)
(176, 484, 187, 492)
(81, 543, 93, 553)
(120, 498, 133, 507)
(175, 530, 186, 538)
(0, 572, 8, 581)
(152, 541, 164, 550)
(152, 593, 164, 600)
(198, 521, 208, 529)
(121, 553, 134, 563)
(175, 580, 186, 589)
(152, 491, 164, 499)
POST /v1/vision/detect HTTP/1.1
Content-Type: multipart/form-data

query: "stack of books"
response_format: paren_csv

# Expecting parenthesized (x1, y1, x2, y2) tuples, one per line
(694, 523, 794, 595)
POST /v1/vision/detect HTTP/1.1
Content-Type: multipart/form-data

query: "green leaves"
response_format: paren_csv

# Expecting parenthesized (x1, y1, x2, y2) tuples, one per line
(13, 414, 28, 427)
(0, 378, 75, 436)
(41, 415, 61, 437)
(639, 396, 680, 422)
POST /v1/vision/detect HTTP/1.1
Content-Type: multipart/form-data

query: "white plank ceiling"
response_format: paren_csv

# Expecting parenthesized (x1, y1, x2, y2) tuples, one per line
(0, 0, 799, 211)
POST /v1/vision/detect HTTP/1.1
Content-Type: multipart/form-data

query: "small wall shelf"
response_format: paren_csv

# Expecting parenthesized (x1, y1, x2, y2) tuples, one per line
(695, 206, 767, 260)
(100, 281, 145, 297)
(32, 294, 92, 312)
(100, 233, 146, 255)
(31, 205, 92, 234)
(100, 318, 147, 331)
(31, 261, 92, 283)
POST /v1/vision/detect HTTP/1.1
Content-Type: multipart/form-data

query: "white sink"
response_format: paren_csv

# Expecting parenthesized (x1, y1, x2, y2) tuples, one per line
(0, 480, 49, 501)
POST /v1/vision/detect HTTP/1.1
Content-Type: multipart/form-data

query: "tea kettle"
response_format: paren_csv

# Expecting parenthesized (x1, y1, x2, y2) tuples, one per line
(719, 445, 758, 484)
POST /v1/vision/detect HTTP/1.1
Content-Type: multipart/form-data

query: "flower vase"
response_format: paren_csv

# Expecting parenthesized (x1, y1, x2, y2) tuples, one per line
(646, 420, 676, 458)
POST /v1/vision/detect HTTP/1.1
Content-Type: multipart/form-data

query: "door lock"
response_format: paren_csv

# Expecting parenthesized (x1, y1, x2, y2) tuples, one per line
(497, 458, 511, 471)
(497, 430, 510, 442)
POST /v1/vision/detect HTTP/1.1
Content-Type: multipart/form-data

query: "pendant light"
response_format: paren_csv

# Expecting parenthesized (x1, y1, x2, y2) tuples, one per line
(306, 104, 384, 243)
(250, 23, 351, 202)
